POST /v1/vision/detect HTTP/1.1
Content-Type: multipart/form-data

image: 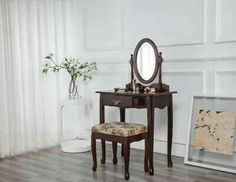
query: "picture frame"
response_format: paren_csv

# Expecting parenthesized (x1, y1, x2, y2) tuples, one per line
(184, 95, 236, 174)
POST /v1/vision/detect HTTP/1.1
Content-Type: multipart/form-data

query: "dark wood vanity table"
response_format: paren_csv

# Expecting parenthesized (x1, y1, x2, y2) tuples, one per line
(94, 38, 177, 177)
(96, 90, 177, 174)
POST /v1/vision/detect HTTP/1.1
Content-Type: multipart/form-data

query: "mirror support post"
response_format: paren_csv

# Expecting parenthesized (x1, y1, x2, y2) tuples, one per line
(158, 52, 163, 91)
(129, 54, 134, 83)
(125, 54, 135, 91)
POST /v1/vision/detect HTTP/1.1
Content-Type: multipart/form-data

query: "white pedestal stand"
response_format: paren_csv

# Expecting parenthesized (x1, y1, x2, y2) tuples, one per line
(59, 98, 93, 153)
(60, 139, 91, 153)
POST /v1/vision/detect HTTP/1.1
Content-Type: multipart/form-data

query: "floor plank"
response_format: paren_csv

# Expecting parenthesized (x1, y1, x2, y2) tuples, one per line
(0, 143, 235, 182)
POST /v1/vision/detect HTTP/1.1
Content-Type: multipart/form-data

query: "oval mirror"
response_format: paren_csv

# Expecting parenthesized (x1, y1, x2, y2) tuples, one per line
(134, 38, 159, 84)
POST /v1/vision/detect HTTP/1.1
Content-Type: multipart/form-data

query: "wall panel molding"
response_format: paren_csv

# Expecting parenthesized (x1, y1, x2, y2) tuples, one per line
(215, 70, 236, 96)
(215, 0, 236, 43)
(94, 56, 236, 65)
(83, 0, 123, 51)
(163, 70, 204, 76)
(215, 70, 236, 75)
(127, 0, 206, 48)
(166, 56, 236, 63)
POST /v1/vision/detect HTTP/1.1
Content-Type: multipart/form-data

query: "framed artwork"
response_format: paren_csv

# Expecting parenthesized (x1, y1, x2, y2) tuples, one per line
(185, 96, 236, 174)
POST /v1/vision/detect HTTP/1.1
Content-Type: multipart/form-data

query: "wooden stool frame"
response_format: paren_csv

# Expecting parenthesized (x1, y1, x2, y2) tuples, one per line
(91, 132, 148, 180)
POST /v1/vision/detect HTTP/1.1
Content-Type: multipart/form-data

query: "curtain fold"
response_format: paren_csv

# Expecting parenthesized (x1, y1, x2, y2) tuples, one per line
(0, 0, 75, 158)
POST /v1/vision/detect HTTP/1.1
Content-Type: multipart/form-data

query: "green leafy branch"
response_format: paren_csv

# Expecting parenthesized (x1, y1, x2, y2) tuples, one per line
(42, 53, 97, 81)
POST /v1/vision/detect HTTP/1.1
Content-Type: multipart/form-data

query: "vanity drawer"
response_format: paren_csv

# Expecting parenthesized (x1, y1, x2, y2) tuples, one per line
(102, 94, 134, 107)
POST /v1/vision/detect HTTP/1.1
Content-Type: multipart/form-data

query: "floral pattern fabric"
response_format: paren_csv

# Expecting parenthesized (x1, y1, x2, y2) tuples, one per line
(92, 122, 147, 137)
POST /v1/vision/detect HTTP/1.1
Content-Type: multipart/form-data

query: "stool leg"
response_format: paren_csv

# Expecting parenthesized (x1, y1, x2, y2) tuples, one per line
(91, 136, 97, 172)
(144, 138, 149, 172)
(101, 140, 106, 164)
(123, 141, 130, 180)
(121, 145, 124, 157)
(112, 142, 118, 165)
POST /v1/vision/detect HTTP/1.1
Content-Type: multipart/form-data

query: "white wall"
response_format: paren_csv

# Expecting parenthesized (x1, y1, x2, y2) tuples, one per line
(65, 0, 236, 157)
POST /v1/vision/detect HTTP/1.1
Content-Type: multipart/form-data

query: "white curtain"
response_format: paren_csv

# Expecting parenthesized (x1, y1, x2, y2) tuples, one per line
(0, 0, 77, 158)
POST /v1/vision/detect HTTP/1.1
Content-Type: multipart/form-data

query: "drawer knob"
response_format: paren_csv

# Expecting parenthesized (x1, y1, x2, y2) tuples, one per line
(112, 100, 121, 105)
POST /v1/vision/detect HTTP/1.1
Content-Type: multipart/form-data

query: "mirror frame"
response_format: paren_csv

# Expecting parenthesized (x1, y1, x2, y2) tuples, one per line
(133, 38, 160, 84)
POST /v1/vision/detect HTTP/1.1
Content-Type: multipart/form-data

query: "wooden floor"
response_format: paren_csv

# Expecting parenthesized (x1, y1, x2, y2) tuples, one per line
(0, 144, 235, 182)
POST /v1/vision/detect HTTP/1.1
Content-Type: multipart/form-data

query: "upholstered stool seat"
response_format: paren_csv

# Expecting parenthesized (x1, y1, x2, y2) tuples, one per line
(91, 121, 149, 180)
(91, 122, 147, 137)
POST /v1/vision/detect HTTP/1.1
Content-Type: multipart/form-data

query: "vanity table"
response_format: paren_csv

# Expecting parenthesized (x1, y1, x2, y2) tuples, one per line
(96, 38, 177, 175)
(93, 38, 177, 177)
(96, 90, 176, 173)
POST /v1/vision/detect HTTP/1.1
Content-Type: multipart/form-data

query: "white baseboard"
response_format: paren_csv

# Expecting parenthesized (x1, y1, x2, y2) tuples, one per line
(97, 139, 186, 157)
(130, 139, 186, 157)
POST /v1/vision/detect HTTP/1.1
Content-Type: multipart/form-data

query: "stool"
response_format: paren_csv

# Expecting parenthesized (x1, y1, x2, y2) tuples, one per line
(91, 121, 149, 180)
